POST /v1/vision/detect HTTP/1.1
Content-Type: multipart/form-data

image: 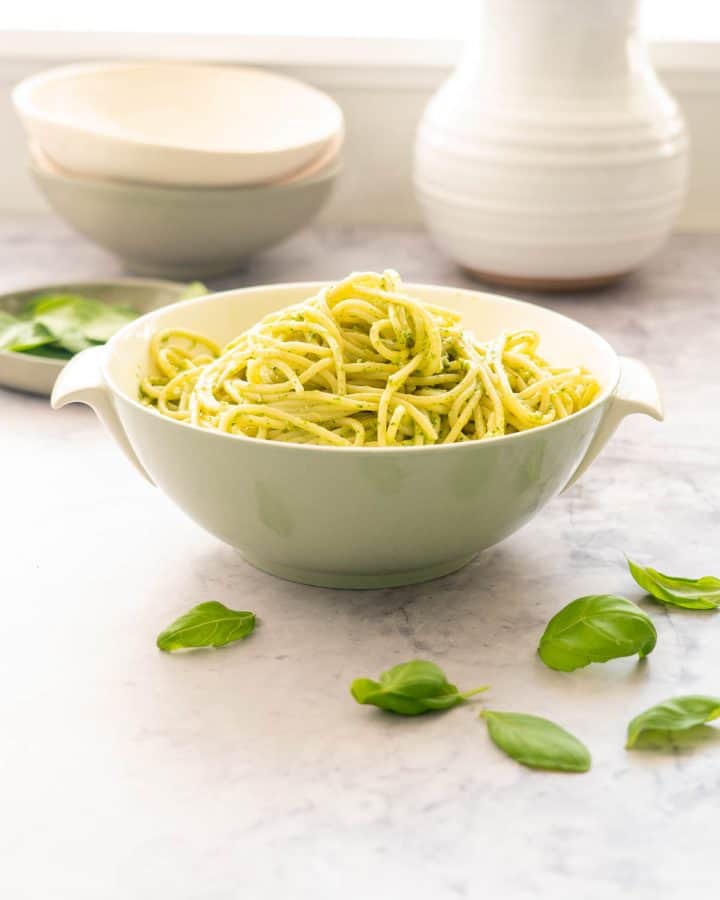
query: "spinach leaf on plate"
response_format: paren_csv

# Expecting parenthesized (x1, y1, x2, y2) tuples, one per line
(23, 344, 74, 360)
(0, 310, 55, 353)
(1, 293, 140, 358)
(481, 710, 591, 772)
(156, 601, 256, 651)
(351, 659, 488, 715)
(628, 559, 720, 610)
(538, 594, 657, 672)
(626, 695, 720, 748)
(32, 295, 136, 353)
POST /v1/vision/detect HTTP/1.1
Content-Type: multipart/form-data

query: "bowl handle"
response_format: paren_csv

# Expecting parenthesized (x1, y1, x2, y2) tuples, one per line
(562, 356, 663, 493)
(51, 346, 154, 485)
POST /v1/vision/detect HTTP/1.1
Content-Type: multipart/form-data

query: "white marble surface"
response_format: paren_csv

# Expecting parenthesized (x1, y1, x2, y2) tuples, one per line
(1, 219, 719, 900)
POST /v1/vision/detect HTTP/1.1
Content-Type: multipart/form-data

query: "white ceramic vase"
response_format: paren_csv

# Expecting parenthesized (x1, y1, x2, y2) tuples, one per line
(414, 0, 689, 290)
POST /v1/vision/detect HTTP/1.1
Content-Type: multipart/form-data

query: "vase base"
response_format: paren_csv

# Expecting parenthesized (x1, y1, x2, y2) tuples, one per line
(462, 267, 631, 294)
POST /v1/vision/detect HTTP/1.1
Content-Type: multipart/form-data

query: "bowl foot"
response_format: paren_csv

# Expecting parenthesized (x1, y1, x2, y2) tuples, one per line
(240, 552, 477, 589)
(462, 266, 631, 293)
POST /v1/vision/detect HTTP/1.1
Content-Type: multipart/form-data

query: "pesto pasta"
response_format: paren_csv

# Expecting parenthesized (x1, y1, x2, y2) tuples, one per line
(140, 270, 600, 447)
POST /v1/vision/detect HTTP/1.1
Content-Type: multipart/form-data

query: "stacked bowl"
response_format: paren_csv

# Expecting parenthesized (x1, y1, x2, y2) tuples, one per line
(14, 63, 344, 277)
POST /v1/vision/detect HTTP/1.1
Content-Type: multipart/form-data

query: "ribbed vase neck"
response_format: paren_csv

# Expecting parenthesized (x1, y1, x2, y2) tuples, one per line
(480, 0, 640, 36)
(461, 0, 644, 91)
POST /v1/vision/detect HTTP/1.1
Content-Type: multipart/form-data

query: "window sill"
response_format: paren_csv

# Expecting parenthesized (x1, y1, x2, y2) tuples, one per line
(1, 29, 720, 74)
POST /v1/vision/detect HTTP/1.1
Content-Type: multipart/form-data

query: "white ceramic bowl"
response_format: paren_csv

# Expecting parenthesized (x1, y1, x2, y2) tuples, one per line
(14, 63, 344, 187)
(52, 282, 663, 589)
(31, 157, 338, 278)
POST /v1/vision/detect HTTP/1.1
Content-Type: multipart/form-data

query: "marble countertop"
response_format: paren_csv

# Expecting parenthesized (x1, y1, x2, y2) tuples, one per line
(1, 219, 719, 900)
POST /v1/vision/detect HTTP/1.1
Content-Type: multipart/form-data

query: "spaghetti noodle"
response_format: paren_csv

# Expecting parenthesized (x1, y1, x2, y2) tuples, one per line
(140, 271, 600, 447)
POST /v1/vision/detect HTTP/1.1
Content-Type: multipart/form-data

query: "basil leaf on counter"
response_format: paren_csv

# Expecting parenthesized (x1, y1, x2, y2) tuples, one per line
(538, 594, 657, 672)
(626, 695, 720, 748)
(628, 559, 720, 610)
(351, 659, 488, 715)
(481, 710, 591, 772)
(156, 601, 256, 651)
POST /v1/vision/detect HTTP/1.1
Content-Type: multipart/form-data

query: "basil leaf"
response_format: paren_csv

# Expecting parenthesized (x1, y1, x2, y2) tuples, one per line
(626, 695, 720, 748)
(0, 311, 55, 353)
(538, 594, 657, 672)
(481, 710, 591, 772)
(80, 305, 137, 343)
(179, 281, 208, 300)
(351, 659, 488, 715)
(30, 296, 97, 354)
(23, 344, 74, 360)
(31, 294, 137, 353)
(1, 293, 139, 357)
(156, 601, 256, 651)
(628, 559, 720, 610)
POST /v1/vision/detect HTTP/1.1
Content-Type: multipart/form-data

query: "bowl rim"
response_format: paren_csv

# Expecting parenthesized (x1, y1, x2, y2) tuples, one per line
(101, 280, 621, 456)
(29, 157, 343, 196)
(0, 277, 191, 371)
(13, 61, 345, 159)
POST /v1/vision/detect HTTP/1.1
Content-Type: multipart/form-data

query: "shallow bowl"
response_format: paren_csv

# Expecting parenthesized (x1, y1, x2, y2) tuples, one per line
(14, 63, 344, 186)
(52, 282, 663, 588)
(0, 278, 192, 396)
(31, 160, 338, 278)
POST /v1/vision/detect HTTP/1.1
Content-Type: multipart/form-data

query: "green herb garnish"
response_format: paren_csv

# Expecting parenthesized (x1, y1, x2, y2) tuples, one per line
(350, 659, 488, 715)
(179, 282, 208, 300)
(628, 559, 720, 610)
(156, 601, 256, 651)
(0, 310, 56, 354)
(34, 295, 136, 351)
(626, 695, 720, 748)
(481, 710, 591, 772)
(537, 594, 657, 672)
(0, 293, 137, 358)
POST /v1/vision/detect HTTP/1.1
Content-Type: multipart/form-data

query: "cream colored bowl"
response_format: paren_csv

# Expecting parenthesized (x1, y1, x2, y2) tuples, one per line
(14, 63, 344, 186)
(52, 283, 663, 589)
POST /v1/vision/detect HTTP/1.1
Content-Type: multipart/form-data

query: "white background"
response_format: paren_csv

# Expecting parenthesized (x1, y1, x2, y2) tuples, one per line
(0, 0, 719, 41)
